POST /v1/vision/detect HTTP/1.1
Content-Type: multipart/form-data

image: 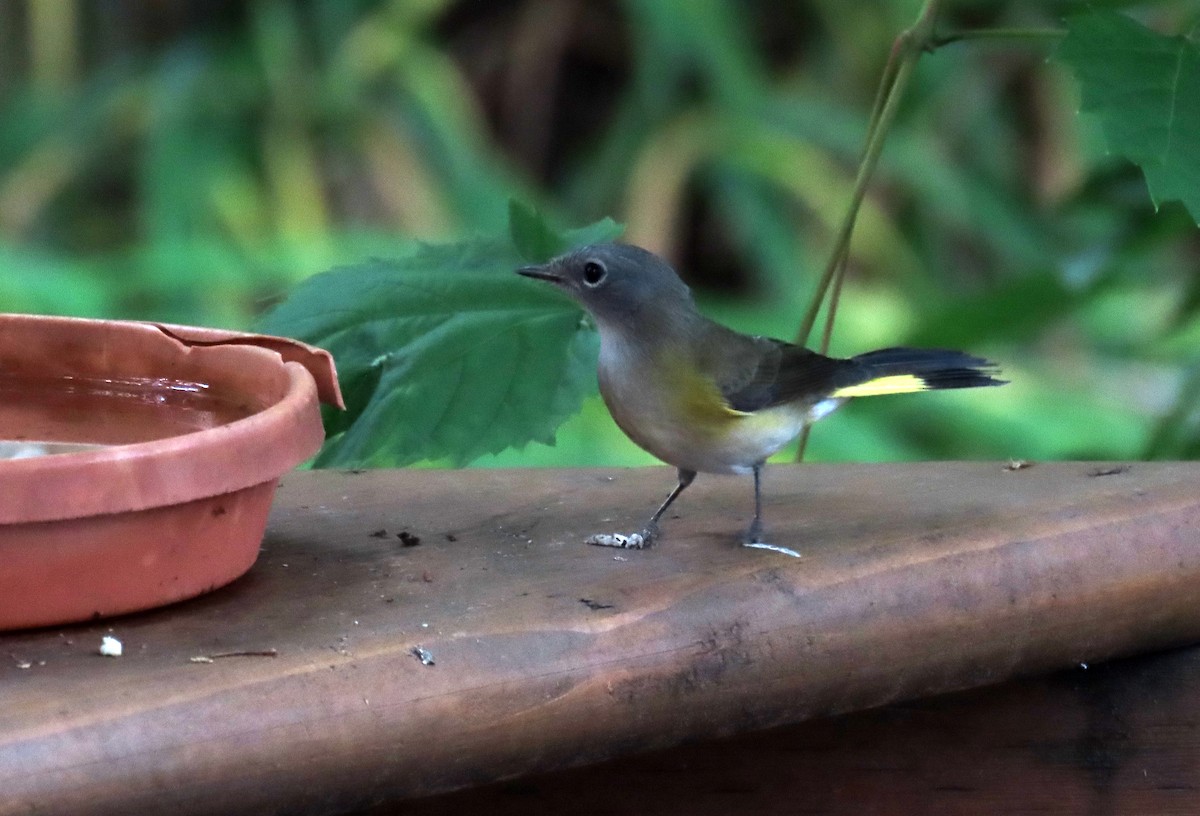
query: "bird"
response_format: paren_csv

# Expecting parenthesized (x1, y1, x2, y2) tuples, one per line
(517, 243, 1005, 556)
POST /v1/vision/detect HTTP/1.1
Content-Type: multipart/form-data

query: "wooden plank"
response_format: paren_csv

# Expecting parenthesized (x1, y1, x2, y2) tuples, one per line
(2, 462, 1200, 815)
(399, 645, 1200, 815)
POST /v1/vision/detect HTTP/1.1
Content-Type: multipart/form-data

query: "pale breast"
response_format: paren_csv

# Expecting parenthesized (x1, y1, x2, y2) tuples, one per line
(597, 333, 813, 475)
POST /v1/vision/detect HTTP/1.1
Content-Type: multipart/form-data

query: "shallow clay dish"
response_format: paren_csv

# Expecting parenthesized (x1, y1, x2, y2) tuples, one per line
(0, 314, 342, 630)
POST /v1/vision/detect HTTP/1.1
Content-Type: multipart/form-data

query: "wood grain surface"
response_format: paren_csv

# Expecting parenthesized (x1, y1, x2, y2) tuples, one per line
(402, 645, 1200, 815)
(2, 462, 1200, 815)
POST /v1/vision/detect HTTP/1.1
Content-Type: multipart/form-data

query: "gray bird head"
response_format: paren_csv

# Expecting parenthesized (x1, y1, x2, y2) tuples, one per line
(517, 243, 694, 329)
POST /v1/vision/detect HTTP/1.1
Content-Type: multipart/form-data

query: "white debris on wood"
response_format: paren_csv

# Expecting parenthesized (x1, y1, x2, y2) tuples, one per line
(99, 636, 123, 657)
(585, 532, 648, 549)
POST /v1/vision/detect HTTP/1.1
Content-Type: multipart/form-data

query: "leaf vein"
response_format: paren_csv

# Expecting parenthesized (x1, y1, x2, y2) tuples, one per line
(1163, 40, 1185, 163)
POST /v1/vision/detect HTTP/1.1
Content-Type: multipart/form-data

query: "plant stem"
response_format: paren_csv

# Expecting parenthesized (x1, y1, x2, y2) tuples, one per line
(794, 0, 941, 460)
(795, 0, 940, 348)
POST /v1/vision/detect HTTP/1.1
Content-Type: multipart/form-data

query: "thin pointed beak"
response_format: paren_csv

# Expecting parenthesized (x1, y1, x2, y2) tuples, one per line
(517, 264, 563, 283)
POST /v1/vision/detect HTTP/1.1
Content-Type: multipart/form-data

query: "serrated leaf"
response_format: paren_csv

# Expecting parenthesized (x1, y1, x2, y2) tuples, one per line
(508, 199, 624, 262)
(255, 215, 621, 468)
(561, 215, 625, 252)
(1058, 11, 1200, 224)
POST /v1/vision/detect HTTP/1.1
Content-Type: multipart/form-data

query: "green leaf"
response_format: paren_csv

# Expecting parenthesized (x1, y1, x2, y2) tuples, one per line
(561, 214, 625, 250)
(508, 200, 565, 262)
(508, 199, 624, 263)
(1058, 11, 1200, 224)
(255, 211, 622, 468)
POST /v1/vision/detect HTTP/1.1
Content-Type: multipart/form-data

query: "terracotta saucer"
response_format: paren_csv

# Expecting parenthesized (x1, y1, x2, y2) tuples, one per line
(0, 315, 342, 630)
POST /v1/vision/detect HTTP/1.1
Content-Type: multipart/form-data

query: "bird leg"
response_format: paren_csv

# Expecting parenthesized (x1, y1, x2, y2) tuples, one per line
(740, 463, 800, 558)
(643, 468, 696, 542)
(586, 469, 695, 549)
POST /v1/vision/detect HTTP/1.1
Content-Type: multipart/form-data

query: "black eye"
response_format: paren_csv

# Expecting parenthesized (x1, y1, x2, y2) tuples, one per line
(582, 260, 607, 287)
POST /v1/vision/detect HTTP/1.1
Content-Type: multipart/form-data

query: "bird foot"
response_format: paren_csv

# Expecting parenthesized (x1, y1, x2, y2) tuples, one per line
(741, 540, 801, 558)
(741, 521, 799, 557)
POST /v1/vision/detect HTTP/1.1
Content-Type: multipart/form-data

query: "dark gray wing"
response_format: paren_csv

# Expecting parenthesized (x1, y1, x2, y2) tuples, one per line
(701, 327, 862, 413)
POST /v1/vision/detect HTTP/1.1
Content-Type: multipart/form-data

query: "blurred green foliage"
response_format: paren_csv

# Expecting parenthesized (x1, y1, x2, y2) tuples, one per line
(1, 1, 1198, 464)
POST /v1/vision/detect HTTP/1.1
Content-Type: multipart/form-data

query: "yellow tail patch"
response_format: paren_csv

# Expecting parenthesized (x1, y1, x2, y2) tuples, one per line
(831, 374, 927, 399)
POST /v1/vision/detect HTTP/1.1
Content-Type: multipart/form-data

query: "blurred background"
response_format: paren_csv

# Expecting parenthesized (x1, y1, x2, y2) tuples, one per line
(1, 0, 1197, 466)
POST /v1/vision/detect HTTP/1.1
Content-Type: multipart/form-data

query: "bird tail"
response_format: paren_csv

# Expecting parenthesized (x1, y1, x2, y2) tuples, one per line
(831, 347, 1006, 399)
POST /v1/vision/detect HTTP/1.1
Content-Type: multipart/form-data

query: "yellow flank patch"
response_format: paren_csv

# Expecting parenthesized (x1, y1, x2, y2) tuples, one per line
(660, 350, 750, 432)
(831, 374, 927, 399)
(676, 370, 750, 423)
